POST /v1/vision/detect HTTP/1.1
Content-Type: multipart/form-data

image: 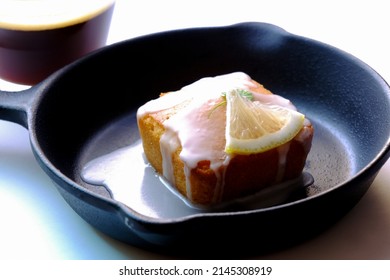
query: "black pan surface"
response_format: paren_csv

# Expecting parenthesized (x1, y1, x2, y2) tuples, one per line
(1, 22, 389, 257)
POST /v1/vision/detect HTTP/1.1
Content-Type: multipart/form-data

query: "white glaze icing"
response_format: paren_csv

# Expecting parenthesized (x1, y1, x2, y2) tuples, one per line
(137, 72, 307, 203)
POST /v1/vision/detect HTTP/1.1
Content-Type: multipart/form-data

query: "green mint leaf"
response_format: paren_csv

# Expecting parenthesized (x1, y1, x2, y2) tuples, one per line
(208, 89, 253, 118)
(236, 89, 254, 101)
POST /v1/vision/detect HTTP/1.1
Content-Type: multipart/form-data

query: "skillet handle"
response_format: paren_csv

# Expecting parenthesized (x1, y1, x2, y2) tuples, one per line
(0, 87, 35, 128)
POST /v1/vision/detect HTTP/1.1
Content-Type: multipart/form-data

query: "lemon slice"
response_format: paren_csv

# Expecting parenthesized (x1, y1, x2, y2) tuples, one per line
(225, 89, 305, 154)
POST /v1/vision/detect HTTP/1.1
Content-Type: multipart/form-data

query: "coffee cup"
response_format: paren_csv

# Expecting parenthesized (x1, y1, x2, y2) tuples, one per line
(0, 0, 115, 85)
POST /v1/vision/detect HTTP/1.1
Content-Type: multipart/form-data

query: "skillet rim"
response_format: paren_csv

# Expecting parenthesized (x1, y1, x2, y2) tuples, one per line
(27, 22, 390, 227)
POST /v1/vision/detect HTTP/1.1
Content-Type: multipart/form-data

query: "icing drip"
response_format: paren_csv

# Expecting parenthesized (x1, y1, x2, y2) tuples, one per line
(276, 142, 291, 182)
(137, 72, 306, 202)
(160, 129, 179, 185)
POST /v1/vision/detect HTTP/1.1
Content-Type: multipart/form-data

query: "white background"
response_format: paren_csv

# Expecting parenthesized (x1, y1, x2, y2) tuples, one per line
(0, 0, 390, 259)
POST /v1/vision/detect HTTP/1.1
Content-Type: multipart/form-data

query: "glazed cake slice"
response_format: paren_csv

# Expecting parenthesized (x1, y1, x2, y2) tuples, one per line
(137, 72, 313, 206)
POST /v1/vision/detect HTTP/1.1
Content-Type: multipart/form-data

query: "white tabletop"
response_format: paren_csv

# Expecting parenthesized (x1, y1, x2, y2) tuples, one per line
(1, 0, 390, 260)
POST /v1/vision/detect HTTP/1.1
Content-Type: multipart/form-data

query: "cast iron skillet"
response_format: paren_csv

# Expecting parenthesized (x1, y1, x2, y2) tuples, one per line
(1, 22, 390, 257)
